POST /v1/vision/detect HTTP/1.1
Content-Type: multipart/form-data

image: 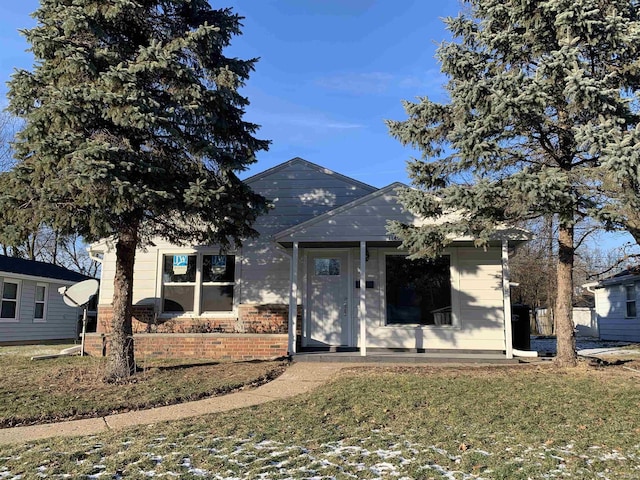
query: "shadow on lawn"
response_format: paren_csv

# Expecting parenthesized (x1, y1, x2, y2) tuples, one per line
(144, 358, 289, 372)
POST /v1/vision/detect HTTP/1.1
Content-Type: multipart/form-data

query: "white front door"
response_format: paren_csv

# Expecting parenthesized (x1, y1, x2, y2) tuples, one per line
(306, 251, 351, 346)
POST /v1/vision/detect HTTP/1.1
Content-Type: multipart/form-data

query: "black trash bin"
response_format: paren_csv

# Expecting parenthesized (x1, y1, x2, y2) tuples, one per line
(511, 304, 531, 350)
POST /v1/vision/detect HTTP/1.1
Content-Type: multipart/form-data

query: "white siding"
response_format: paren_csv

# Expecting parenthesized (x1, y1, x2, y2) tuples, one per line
(0, 276, 80, 343)
(345, 246, 506, 351)
(98, 159, 375, 307)
(596, 282, 640, 341)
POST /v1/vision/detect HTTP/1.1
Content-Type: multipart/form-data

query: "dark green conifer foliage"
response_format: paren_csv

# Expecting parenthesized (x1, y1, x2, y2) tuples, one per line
(5, 0, 269, 380)
(387, 0, 640, 366)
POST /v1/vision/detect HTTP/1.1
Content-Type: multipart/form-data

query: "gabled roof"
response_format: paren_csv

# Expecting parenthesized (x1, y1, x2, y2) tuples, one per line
(591, 267, 640, 289)
(274, 182, 409, 242)
(274, 182, 532, 244)
(0, 255, 93, 283)
(245, 157, 377, 193)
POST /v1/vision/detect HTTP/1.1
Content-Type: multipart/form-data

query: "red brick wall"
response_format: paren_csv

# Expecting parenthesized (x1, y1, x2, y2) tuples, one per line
(84, 333, 288, 361)
(97, 303, 302, 335)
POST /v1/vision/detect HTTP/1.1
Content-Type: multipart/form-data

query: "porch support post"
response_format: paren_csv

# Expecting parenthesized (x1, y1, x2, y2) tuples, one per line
(360, 241, 367, 356)
(288, 241, 299, 356)
(502, 239, 513, 359)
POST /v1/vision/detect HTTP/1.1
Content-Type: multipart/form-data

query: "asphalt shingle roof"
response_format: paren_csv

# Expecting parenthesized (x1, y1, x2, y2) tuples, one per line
(0, 255, 93, 283)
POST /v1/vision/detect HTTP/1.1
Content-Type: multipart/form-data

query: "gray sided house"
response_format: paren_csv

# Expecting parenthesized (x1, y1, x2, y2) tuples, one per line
(0, 256, 93, 344)
(588, 268, 640, 342)
(91, 158, 529, 358)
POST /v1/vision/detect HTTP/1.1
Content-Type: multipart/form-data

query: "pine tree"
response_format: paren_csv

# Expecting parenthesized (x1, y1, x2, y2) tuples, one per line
(4, 0, 269, 380)
(387, 0, 640, 366)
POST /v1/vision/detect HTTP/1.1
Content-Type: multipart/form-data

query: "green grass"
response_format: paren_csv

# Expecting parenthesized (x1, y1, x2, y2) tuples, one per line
(0, 348, 287, 427)
(2, 362, 640, 478)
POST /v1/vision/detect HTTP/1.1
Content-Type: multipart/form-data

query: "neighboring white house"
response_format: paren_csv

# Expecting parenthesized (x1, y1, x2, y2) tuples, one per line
(587, 269, 640, 342)
(91, 157, 530, 358)
(0, 256, 94, 344)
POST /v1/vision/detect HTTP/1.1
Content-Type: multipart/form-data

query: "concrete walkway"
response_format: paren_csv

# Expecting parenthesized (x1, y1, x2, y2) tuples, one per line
(0, 362, 346, 446)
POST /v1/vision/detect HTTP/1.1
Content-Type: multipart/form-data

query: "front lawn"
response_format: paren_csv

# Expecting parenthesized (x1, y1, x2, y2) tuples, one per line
(1, 361, 640, 479)
(0, 348, 287, 427)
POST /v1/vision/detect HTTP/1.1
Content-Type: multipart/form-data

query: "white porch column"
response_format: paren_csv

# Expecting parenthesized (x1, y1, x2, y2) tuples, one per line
(360, 241, 367, 356)
(502, 239, 513, 359)
(288, 241, 299, 355)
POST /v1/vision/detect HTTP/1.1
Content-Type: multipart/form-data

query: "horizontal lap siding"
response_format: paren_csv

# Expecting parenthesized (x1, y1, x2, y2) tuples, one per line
(455, 247, 504, 349)
(0, 279, 79, 343)
(596, 284, 640, 341)
(97, 160, 374, 310)
(283, 193, 414, 242)
(240, 238, 291, 304)
(241, 162, 373, 305)
(361, 246, 506, 351)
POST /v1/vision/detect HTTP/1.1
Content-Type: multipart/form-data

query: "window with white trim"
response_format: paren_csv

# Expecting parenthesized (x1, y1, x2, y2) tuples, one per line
(1, 280, 20, 320)
(625, 284, 636, 318)
(385, 255, 452, 325)
(161, 254, 235, 314)
(34, 283, 47, 322)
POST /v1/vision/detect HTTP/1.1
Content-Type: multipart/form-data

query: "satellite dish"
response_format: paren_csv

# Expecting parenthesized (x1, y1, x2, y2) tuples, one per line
(58, 279, 99, 357)
(58, 279, 99, 307)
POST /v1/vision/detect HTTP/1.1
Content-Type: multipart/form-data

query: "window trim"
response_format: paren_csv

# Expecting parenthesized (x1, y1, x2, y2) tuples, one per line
(0, 279, 21, 322)
(380, 251, 457, 328)
(158, 251, 238, 317)
(33, 283, 48, 323)
(625, 284, 637, 318)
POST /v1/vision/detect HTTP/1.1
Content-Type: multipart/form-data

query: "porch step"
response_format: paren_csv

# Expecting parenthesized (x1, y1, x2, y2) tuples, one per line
(291, 351, 519, 364)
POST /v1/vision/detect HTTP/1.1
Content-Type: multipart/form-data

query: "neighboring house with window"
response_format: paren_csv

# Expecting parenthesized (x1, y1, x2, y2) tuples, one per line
(586, 268, 640, 342)
(0, 256, 94, 344)
(91, 158, 529, 358)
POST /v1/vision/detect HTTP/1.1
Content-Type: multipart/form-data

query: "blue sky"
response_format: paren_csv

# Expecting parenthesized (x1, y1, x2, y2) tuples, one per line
(0, 0, 457, 187)
(0, 0, 634, 253)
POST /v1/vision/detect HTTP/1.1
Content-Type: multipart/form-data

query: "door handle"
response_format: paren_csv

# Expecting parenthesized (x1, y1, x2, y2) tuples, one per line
(343, 299, 347, 315)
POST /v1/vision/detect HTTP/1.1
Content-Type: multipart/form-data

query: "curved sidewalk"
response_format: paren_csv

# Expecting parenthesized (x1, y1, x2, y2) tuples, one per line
(0, 362, 346, 446)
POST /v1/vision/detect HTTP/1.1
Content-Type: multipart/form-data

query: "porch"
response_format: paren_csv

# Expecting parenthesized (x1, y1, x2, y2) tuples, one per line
(292, 347, 518, 364)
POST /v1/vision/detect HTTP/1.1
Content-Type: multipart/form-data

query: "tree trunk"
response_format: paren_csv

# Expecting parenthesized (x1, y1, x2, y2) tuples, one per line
(555, 224, 577, 367)
(105, 223, 138, 381)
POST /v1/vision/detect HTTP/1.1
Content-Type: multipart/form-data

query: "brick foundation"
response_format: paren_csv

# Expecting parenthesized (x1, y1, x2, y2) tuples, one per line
(84, 333, 288, 361)
(97, 304, 303, 335)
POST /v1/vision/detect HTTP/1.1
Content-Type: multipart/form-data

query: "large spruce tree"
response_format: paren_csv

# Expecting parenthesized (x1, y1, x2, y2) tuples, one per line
(5, 0, 269, 380)
(387, 0, 640, 366)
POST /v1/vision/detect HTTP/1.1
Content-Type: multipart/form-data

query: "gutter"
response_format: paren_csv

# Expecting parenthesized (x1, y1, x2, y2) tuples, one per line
(87, 248, 104, 264)
(582, 281, 598, 294)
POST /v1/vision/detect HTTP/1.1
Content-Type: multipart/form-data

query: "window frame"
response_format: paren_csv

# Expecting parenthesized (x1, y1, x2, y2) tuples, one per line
(33, 283, 48, 323)
(381, 252, 456, 328)
(159, 251, 237, 317)
(625, 284, 637, 318)
(0, 279, 21, 322)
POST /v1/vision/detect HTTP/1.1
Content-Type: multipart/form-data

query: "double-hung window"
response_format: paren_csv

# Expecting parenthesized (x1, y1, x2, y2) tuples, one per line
(34, 284, 48, 322)
(161, 254, 235, 314)
(1, 280, 20, 321)
(625, 284, 636, 318)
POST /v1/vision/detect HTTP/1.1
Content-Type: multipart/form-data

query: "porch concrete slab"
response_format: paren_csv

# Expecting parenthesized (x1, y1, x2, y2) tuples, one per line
(292, 352, 518, 364)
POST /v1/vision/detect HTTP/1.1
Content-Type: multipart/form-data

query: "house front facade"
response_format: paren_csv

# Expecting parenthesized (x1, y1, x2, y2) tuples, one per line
(0, 256, 93, 344)
(588, 269, 640, 342)
(91, 158, 527, 359)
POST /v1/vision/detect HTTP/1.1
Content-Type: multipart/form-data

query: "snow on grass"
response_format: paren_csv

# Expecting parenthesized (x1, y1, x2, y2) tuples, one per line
(1, 432, 639, 479)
